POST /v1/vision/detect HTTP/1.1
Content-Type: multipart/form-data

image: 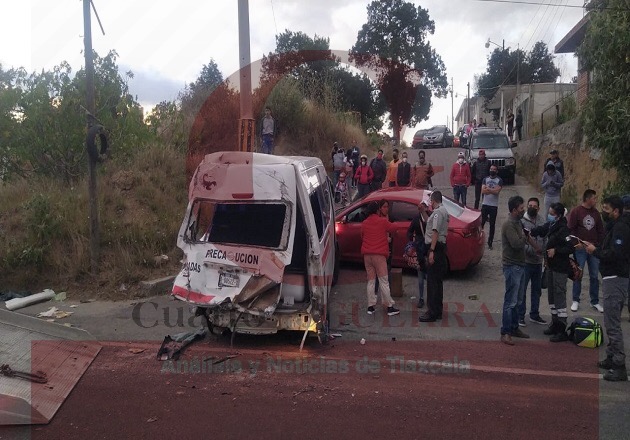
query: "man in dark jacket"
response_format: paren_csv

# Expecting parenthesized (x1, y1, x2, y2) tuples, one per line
(515, 109, 523, 140)
(585, 196, 630, 381)
(397, 151, 412, 186)
(531, 202, 574, 342)
(369, 149, 387, 192)
(545, 149, 565, 178)
(471, 149, 491, 209)
(407, 202, 429, 308)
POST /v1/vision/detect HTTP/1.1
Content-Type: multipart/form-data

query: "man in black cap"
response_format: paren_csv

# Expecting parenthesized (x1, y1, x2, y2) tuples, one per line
(624, 194, 630, 320)
(585, 196, 630, 381)
(545, 149, 564, 178)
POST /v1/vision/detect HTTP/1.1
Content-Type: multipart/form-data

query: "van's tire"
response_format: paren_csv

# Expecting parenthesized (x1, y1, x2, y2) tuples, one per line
(332, 245, 340, 286)
(86, 124, 108, 162)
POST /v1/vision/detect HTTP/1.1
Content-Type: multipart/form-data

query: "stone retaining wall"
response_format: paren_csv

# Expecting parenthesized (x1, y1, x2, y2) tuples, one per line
(514, 118, 617, 208)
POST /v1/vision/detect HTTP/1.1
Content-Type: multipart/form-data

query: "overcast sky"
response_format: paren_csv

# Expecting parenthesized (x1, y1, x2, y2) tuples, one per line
(1, 0, 585, 144)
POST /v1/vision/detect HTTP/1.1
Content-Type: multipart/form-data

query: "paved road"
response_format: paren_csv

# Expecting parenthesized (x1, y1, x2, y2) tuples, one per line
(2, 146, 628, 439)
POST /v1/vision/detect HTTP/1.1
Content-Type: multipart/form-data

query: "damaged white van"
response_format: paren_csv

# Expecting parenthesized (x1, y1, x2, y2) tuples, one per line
(172, 151, 338, 343)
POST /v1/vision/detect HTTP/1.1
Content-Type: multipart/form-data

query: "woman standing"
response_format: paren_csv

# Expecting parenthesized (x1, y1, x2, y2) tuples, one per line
(361, 200, 400, 316)
(532, 202, 574, 341)
(506, 109, 515, 140)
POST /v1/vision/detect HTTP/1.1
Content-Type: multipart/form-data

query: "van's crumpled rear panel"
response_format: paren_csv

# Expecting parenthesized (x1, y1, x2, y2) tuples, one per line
(173, 153, 297, 316)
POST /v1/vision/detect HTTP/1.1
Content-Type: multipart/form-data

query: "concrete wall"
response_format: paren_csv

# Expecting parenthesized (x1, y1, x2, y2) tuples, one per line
(513, 117, 617, 207)
(455, 97, 496, 130)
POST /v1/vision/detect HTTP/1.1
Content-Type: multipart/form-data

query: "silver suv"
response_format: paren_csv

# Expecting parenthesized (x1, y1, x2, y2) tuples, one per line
(466, 127, 517, 185)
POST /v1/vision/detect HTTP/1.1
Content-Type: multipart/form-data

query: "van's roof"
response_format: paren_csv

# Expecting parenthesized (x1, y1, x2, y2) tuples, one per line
(201, 151, 323, 170)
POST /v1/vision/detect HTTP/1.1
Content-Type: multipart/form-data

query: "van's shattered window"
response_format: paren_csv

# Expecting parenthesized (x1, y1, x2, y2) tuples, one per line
(187, 201, 288, 248)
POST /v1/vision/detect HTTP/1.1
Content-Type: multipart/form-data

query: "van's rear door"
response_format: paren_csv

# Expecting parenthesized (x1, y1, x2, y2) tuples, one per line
(173, 159, 296, 316)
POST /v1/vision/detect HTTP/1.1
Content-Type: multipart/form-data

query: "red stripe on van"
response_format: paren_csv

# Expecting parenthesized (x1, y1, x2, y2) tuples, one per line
(172, 285, 216, 304)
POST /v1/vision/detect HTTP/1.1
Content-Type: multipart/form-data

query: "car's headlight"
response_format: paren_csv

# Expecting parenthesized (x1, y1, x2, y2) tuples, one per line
(435, 134, 443, 140)
(506, 158, 515, 166)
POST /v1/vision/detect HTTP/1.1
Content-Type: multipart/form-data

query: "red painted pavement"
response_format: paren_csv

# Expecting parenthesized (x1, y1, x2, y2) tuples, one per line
(0, 338, 600, 439)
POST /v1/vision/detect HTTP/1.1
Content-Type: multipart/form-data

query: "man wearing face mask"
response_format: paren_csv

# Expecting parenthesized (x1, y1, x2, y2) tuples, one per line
(396, 151, 412, 186)
(531, 203, 574, 342)
(369, 149, 388, 192)
(386, 148, 401, 187)
(411, 150, 434, 189)
(584, 196, 630, 381)
(354, 154, 374, 199)
(419, 191, 449, 323)
(450, 152, 472, 206)
(471, 149, 491, 209)
(624, 195, 630, 320)
(518, 197, 547, 326)
(480, 164, 503, 250)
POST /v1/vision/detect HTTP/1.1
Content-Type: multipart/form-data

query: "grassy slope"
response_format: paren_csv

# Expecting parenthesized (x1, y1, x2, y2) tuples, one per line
(0, 106, 374, 300)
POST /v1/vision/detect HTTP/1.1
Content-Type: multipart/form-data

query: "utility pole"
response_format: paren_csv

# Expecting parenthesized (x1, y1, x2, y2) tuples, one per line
(83, 0, 99, 276)
(237, 0, 254, 152)
(450, 77, 454, 131)
(466, 82, 470, 124)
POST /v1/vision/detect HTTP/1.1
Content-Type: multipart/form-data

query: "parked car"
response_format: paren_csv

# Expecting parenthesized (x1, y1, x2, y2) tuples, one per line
(466, 127, 517, 185)
(411, 128, 430, 149)
(412, 125, 455, 149)
(334, 187, 485, 271)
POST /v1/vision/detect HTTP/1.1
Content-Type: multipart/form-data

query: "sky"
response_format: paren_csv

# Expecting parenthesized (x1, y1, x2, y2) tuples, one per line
(0, 0, 586, 145)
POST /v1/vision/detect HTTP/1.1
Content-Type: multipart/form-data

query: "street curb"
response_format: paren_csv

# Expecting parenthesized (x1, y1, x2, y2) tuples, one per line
(141, 275, 176, 295)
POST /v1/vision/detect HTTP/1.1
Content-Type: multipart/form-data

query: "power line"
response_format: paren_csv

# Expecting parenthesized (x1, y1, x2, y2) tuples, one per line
(474, 0, 630, 11)
(270, 0, 279, 36)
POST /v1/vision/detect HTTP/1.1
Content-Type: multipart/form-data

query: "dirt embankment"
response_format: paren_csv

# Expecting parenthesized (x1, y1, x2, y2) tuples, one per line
(515, 118, 618, 207)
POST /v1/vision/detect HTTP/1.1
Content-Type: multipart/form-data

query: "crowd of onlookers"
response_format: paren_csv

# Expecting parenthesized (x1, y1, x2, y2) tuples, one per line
(331, 141, 436, 205)
(354, 141, 630, 383)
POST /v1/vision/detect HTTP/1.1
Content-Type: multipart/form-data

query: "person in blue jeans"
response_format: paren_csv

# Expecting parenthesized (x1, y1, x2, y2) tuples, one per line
(567, 189, 605, 313)
(500, 196, 532, 345)
(407, 202, 429, 308)
(518, 197, 547, 326)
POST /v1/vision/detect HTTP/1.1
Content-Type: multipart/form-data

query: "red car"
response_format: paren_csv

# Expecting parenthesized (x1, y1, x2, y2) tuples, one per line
(334, 188, 485, 271)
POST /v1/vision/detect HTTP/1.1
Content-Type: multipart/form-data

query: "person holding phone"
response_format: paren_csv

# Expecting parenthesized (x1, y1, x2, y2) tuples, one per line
(583, 196, 630, 381)
(567, 189, 605, 313)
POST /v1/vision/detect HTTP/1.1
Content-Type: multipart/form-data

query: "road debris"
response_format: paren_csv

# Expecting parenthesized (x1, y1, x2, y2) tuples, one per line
(210, 354, 239, 365)
(54, 292, 67, 302)
(129, 348, 145, 354)
(5, 289, 55, 311)
(37, 307, 73, 319)
(360, 338, 366, 345)
(157, 328, 207, 361)
(146, 417, 158, 423)
(1, 364, 48, 384)
(293, 385, 315, 397)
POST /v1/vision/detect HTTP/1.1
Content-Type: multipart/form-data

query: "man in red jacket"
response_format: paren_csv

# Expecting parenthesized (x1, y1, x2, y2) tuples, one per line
(568, 189, 605, 312)
(354, 154, 374, 200)
(450, 151, 471, 206)
(361, 200, 400, 316)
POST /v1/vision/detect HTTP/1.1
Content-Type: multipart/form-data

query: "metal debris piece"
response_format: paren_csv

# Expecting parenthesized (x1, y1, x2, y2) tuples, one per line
(0, 364, 48, 384)
(156, 328, 207, 361)
(211, 354, 238, 365)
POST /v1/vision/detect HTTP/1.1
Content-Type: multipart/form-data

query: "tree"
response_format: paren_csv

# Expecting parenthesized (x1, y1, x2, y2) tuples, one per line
(180, 60, 224, 115)
(350, 0, 448, 140)
(577, 0, 630, 191)
(261, 29, 386, 131)
(0, 50, 149, 183)
(475, 41, 560, 106)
